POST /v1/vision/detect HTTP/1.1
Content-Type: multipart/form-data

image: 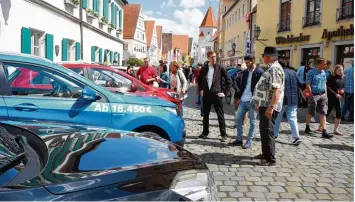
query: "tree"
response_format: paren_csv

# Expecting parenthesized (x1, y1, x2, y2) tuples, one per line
(127, 58, 144, 66)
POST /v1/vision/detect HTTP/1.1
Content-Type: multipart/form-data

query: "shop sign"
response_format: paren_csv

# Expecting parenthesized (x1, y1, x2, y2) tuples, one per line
(275, 33, 310, 44)
(322, 24, 354, 40)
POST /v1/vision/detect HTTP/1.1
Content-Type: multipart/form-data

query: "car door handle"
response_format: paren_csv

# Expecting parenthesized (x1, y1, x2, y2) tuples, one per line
(14, 103, 39, 111)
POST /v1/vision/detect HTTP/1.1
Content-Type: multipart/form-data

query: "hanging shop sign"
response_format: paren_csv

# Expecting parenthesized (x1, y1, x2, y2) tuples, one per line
(275, 33, 310, 44)
(322, 24, 354, 40)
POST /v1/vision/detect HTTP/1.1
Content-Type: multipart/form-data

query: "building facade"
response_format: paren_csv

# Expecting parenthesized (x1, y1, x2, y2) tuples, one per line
(156, 25, 163, 62)
(123, 4, 147, 64)
(145, 20, 158, 65)
(255, 0, 354, 69)
(197, 6, 218, 64)
(0, 0, 126, 64)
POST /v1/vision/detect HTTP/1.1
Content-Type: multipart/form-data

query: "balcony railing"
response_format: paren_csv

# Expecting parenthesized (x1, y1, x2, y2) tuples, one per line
(302, 11, 321, 28)
(337, 5, 354, 21)
(277, 19, 291, 32)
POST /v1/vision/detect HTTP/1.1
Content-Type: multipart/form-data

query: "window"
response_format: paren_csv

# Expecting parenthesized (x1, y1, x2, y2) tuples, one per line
(143, 34, 145, 41)
(31, 30, 45, 57)
(71, 68, 85, 76)
(337, 0, 354, 20)
(235, 11, 238, 22)
(4, 63, 84, 98)
(230, 17, 232, 26)
(279, 0, 291, 32)
(237, 35, 239, 50)
(242, 4, 244, 17)
(303, 0, 321, 27)
(239, 8, 241, 20)
(67, 39, 76, 61)
(224, 6, 227, 12)
(88, 68, 132, 88)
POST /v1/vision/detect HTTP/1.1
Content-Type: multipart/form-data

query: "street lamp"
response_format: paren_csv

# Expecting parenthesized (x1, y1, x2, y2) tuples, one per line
(253, 25, 268, 46)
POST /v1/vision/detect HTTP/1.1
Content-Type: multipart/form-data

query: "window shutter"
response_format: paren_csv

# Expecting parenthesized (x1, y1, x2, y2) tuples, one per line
(119, 9, 122, 28)
(21, 27, 31, 54)
(111, 3, 114, 24)
(110, 51, 114, 63)
(75, 42, 81, 61)
(82, 0, 88, 9)
(115, 5, 118, 28)
(45, 34, 54, 61)
(98, 48, 102, 63)
(97, 0, 100, 14)
(62, 38, 68, 61)
(91, 46, 96, 62)
(103, 0, 109, 19)
(117, 53, 120, 65)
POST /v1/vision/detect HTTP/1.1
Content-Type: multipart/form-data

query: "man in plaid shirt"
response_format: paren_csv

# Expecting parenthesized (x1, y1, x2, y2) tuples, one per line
(342, 65, 354, 122)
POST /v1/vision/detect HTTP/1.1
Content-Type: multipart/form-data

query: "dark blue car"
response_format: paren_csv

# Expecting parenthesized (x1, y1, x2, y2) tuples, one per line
(0, 120, 218, 201)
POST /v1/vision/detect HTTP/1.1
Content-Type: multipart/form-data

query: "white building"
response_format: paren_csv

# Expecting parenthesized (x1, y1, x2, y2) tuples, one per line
(145, 20, 158, 66)
(197, 6, 218, 64)
(0, 0, 127, 64)
(123, 4, 147, 64)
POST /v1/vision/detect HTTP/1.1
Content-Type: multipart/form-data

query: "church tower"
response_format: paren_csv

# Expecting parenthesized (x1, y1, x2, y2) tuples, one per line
(197, 6, 217, 63)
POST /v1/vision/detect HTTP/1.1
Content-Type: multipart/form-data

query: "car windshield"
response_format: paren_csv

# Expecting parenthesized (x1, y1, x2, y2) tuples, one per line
(91, 68, 132, 88)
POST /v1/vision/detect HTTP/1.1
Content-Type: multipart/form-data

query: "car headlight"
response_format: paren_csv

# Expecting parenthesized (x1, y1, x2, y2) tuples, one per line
(170, 170, 219, 201)
(164, 107, 178, 115)
(166, 92, 180, 100)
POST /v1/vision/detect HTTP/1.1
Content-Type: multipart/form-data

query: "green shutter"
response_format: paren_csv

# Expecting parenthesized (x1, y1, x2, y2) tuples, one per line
(117, 53, 120, 65)
(91, 46, 96, 62)
(62, 38, 68, 61)
(99, 48, 103, 63)
(119, 9, 122, 28)
(110, 51, 114, 63)
(103, 0, 108, 19)
(93, 0, 96, 11)
(111, 3, 114, 24)
(45, 34, 54, 61)
(115, 6, 118, 28)
(82, 0, 88, 9)
(75, 42, 81, 61)
(21, 27, 31, 54)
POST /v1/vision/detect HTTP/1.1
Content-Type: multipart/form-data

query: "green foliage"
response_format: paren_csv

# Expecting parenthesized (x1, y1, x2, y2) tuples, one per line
(127, 58, 144, 66)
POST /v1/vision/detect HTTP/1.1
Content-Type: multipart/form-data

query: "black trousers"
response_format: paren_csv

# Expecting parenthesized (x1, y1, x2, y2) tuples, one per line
(259, 107, 278, 163)
(327, 95, 341, 119)
(342, 92, 354, 120)
(202, 94, 227, 137)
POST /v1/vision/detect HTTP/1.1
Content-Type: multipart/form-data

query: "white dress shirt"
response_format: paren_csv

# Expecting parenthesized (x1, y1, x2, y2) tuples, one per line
(207, 64, 214, 90)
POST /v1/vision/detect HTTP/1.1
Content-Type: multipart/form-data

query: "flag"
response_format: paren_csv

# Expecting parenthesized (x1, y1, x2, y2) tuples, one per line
(245, 30, 251, 56)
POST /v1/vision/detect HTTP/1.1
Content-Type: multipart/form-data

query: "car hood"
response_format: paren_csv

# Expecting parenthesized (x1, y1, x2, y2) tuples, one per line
(3, 121, 204, 194)
(121, 93, 176, 107)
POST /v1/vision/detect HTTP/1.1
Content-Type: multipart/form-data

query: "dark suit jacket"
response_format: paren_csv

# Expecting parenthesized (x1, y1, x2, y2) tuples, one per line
(198, 62, 232, 96)
(234, 67, 264, 99)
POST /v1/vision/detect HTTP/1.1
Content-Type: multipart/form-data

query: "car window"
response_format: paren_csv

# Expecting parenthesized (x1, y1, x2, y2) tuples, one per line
(4, 63, 84, 99)
(88, 68, 132, 88)
(71, 68, 85, 76)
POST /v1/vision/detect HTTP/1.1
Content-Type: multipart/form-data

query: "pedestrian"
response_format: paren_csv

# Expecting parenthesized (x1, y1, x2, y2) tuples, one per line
(194, 63, 202, 107)
(198, 51, 232, 142)
(325, 60, 332, 79)
(274, 61, 302, 145)
(252, 46, 285, 166)
(127, 66, 135, 77)
(231, 55, 264, 149)
(342, 64, 354, 122)
(136, 58, 159, 87)
(323, 65, 344, 135)
(170, 61, 188, 115)
(159, 64, 170, 88)
(304, 58, 333, 139)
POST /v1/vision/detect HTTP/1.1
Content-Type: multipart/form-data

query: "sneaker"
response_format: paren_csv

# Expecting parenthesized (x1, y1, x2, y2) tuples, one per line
(229, 140, 243, 146)
(305, 127, 312, 134)
(221, 136, 228, 142)
(242, 141, 252, 149)
(322, 132, 333, 139)
(198, 134, 208, 139)
(292, 138, 302, 145)
(311, 117, 316, 123)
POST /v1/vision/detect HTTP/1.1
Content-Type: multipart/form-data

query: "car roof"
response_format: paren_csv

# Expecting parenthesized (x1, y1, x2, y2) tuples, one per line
(0, 52, 56, 67)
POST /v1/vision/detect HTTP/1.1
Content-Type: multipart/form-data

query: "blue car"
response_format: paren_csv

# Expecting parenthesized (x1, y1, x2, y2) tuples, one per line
(0, 121, 218, 201)
(0, 52, 185, 145)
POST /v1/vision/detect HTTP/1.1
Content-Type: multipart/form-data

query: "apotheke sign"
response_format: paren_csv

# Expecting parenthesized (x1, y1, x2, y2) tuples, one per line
(322, 24, 354, 40)
(275, 33, 310, 44)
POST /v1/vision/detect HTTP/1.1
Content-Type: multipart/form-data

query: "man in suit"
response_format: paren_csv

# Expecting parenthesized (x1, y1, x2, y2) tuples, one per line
(198, 51, 232, 142)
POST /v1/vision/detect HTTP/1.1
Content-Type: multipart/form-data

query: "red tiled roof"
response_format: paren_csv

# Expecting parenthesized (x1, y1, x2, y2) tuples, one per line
(200, 6, 217, 28)
(156, 26, 162, 49)
(144, 20, 155, 47)
(123, 4, 141, 39)
(199, 31, 205, 37)
(172, 35, 189, 55)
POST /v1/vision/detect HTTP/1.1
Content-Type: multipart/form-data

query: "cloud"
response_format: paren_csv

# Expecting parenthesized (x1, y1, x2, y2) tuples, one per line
(161, 0, 177, 8)
(180, 0, 205, 9)
(157, 11, 162, 15)
(143, 8, 204, 43)
(143, 10, 153, 15)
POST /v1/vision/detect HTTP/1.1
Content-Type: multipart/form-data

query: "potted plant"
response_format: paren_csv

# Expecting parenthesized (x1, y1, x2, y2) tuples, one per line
(86, 8, 98, 18)
(65, 0, 80, 8)
(100, 16, 107, 24)
(116, 28, 122, 33)
(108, 23, 115, 31)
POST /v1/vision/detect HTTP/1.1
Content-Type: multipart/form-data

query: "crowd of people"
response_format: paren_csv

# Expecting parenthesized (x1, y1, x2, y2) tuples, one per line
(129, 48, 354, 166)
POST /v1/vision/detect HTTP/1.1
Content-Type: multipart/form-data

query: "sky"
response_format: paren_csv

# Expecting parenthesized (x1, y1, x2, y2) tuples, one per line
(127, 0, 219, 42)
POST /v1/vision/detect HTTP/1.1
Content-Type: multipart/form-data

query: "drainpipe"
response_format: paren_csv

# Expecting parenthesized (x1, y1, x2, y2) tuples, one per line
(79, 2, 84, 59)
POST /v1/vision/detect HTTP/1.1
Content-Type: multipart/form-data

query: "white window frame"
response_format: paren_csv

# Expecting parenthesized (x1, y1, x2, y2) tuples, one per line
(31, 29, 45, 57)
(95, 47, 100, 63)
(67, 39, 76, 61)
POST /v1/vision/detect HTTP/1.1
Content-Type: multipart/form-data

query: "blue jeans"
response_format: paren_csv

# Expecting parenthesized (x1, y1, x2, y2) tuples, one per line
(236, 101, 256, 142)
(274, 105, 300, 139)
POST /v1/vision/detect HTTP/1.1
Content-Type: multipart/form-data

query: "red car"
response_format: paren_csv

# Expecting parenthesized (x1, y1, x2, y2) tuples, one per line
(61, 63, 182, 114)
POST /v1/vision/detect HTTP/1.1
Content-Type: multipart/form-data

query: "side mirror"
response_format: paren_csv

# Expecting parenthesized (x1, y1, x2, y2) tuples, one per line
(131, 83, 138, 92)
(82, 87, 97, 101)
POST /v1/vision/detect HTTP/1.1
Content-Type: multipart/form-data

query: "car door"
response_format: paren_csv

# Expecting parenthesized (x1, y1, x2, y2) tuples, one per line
(1, 62, 113, 128)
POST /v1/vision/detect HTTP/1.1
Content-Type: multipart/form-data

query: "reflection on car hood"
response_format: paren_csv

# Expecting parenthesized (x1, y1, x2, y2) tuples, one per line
(121, 93, 176, 107)
(1, 120, 205, 194)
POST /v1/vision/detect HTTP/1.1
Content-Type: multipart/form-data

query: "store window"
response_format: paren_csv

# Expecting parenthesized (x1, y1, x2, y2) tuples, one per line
(336, 44, 354, 70)
(303, 0, 321, 27)
(279, 0, 291, 32)
(302, 47, 320, 67)
(337, 0, 354, 20)
(31, 30, 45, 57)
(278, 50, 291, 66)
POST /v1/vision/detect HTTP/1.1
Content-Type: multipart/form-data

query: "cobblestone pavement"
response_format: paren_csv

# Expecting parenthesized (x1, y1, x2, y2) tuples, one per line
(183, 86, 354, 201)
